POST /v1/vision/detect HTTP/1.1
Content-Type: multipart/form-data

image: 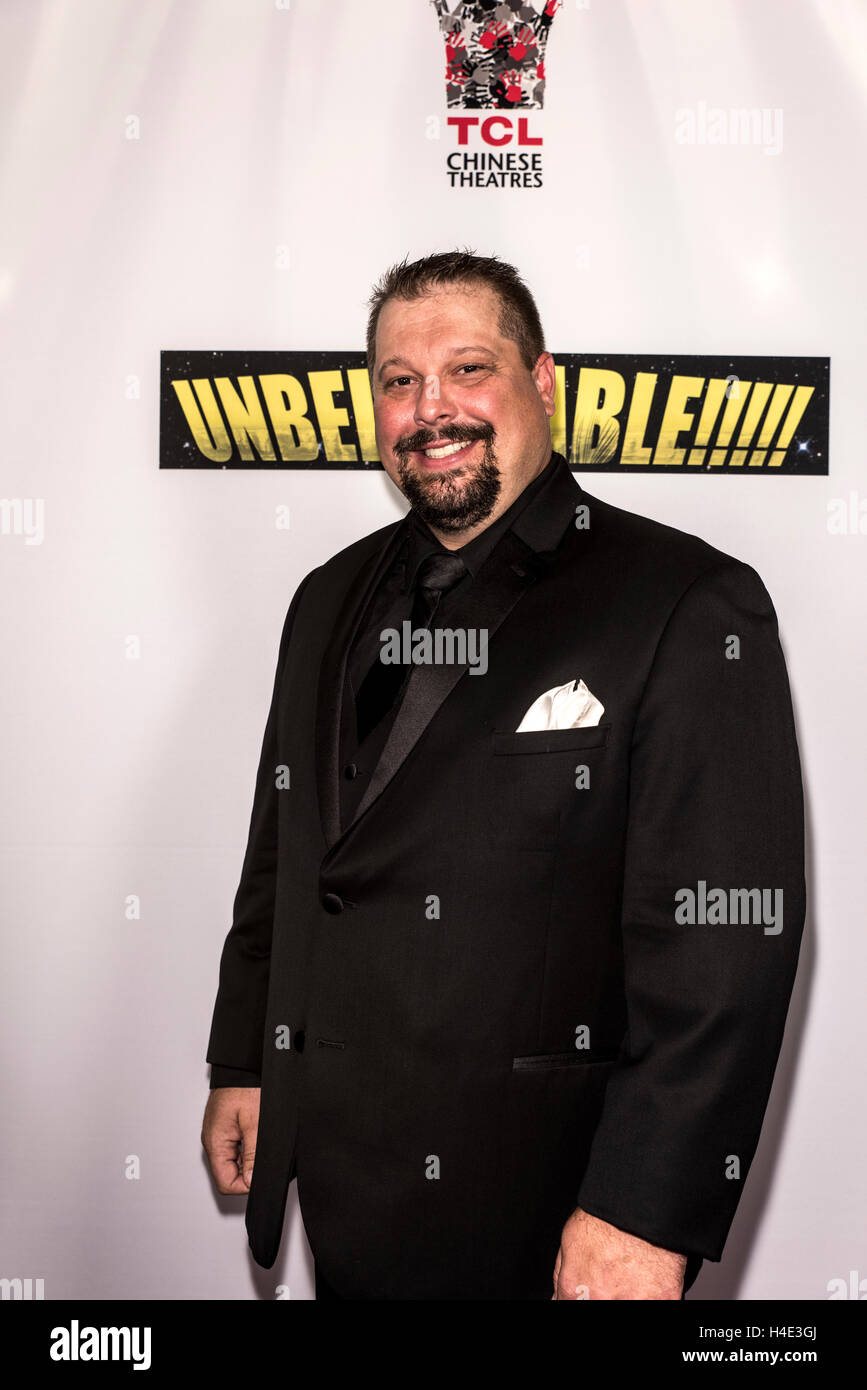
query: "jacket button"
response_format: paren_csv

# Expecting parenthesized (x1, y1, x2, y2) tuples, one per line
(343, 762, 359, 779)
(322, 892, 344, 914)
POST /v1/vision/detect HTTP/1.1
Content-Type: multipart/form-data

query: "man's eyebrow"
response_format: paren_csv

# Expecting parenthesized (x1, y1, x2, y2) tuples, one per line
(377, 347, 497, 381)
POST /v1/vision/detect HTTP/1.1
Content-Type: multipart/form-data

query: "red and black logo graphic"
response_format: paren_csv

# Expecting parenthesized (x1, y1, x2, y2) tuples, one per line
(433, 0, 561, 109)
(432, 1, 562, 187)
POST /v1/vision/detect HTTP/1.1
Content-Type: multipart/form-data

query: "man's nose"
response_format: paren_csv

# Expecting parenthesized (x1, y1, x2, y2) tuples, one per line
(412, 375, 456, 426)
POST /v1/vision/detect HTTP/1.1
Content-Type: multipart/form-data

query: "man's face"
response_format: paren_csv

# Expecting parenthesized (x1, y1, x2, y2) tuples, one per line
(371, 283, 556, 541)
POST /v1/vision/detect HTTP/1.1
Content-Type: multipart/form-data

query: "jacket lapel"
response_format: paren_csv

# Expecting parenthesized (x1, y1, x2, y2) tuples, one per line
(314, 521, 405, 849)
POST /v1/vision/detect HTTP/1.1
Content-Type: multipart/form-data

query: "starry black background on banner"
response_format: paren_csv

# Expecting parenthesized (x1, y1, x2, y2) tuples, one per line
(159, 350, 829, 474)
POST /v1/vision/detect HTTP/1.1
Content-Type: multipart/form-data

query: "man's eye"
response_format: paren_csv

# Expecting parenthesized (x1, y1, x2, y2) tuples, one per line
(386, 365, 487, 387)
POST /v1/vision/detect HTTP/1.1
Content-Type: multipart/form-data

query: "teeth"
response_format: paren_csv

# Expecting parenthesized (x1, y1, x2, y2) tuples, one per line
(423, 440, 471, 459)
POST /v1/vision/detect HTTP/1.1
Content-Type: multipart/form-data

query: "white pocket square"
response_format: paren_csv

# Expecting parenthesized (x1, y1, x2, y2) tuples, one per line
(515, 678, 605, 733)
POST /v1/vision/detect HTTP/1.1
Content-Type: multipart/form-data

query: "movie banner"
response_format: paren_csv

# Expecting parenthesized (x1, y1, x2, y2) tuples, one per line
(160, 351, 829, 474)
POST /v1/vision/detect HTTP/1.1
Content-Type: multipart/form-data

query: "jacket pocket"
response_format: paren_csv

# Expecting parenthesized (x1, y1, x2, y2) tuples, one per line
(512, 1049, 621, 1071)
(492, 724, 612, 755)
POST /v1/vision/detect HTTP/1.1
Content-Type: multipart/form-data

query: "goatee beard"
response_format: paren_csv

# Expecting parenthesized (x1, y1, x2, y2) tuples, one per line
(395, 431, 502, 533)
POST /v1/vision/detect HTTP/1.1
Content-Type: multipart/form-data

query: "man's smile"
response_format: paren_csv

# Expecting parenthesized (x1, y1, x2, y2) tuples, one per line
(410, 438, 483, 470)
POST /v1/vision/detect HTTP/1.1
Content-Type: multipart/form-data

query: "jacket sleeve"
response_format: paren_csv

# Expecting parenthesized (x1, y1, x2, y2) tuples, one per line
(575, 558, 806, 1261)
(208, 1065, 262, 1090)
(206, 570, 317, 1088)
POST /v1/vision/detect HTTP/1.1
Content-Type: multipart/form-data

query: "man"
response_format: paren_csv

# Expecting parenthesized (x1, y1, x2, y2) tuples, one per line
(202, 251, 805, 1300)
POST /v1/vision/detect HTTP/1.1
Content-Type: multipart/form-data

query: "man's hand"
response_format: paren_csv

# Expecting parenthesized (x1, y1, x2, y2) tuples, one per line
(201, 1087, 261, 1195)
(552, 1207, 687, 1300)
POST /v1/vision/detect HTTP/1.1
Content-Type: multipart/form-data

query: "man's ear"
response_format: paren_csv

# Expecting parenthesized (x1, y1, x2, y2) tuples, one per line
(532, 351, 558, 416)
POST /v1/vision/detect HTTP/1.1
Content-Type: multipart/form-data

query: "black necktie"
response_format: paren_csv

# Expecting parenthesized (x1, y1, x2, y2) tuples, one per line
(354, 550, 468, 745)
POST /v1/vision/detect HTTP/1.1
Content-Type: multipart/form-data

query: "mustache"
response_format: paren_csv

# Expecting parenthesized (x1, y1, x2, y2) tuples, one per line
(395, 423, 495, 457)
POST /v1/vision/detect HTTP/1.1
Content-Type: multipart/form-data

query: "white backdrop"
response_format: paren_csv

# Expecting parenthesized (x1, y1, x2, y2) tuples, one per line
(1, 0, 865, 1301)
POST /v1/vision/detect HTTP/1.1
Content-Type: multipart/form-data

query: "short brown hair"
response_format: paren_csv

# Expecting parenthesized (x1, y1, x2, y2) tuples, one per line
(366, 249, 545, 378)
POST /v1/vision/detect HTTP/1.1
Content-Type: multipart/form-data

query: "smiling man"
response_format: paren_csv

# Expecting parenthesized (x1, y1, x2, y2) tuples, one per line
(202, 251, 806, 1300)
(373, 278, 553, 540)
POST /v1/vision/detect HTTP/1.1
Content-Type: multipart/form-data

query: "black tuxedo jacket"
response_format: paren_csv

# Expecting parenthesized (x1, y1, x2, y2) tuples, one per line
(206, 452, 805, 1299)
